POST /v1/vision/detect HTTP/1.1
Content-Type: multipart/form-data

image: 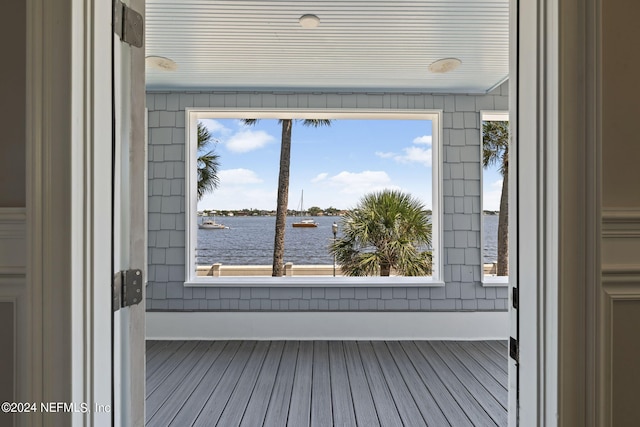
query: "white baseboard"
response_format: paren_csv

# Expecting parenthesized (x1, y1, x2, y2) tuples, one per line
(146, 311, 509, 341)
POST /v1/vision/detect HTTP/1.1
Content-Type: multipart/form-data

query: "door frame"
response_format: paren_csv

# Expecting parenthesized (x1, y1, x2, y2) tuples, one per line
(25, 0, 146, 425)
(514, 0, 601, 424)
(26, 0, 115, 424)
(25, 0, 600, 426)
(112, 0, 147, 425)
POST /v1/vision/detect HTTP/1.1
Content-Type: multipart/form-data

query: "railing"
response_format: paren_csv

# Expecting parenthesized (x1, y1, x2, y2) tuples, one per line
(196, 262, 500, 277)
(197, 263, 343, 277)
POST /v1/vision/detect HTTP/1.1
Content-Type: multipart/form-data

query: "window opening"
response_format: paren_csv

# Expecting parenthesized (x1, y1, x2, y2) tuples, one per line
(480, 111, 510, 284)
(185, 110, 442, 285)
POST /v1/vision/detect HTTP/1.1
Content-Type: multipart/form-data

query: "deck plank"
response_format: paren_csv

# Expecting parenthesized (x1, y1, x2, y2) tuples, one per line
(146, 341, 226, 424)
(145, 341, 212, 418)
(146, 341, 198, 396)
(370, 341, 429, 426)
(147, 340, 509, 427)
(263, 341, 299, 427)
(190, 341, 259, 426)
(287, 341, 313, 427)
(343, 341, 381, 427)
(239, 341, 286, 427)
(463, 342, 509, 385)
(167, 341, 242, 426)
(381, 341, 450, 426)
(470, 341, 508, 374)
(328, 341, 357, 427)
(146, 340, 184, 378)
(145, 340, 162, 354)
(358, 341, 404, 427)
(486, 340, 508, 359)
(215, 341, 271, 427)
(311, 341, 333, 427)
(443, 342, 508, 409)
(427, 341, 506, 426)
(399, 341, 474, 427)
(411, 341, 495, 425)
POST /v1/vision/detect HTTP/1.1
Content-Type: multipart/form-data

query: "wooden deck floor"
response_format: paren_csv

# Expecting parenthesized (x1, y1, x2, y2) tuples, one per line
(146, 340, 508, 427)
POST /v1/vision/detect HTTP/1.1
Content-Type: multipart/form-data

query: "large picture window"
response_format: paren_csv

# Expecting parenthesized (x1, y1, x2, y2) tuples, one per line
(185, 110, 442, 285)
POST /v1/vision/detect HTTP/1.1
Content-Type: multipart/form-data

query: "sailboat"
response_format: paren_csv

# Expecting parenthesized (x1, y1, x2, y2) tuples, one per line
(292, 190, 318, 228)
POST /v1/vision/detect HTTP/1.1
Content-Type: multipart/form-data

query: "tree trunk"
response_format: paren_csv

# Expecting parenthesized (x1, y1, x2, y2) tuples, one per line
(272, 120, 292, 276)
(497, 168, 509, 276)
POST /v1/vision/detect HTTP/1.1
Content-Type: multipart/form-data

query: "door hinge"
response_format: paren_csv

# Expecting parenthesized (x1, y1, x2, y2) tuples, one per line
(509, 336, 519, 363)
(113, 269, 143, 311)
(512, 287, 519, 310)
(113, 0, 144, 48)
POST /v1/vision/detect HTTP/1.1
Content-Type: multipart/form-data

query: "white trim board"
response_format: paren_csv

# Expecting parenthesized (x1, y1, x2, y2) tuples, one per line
(185, 109, 444, 286)
(146, 311, 509, 341)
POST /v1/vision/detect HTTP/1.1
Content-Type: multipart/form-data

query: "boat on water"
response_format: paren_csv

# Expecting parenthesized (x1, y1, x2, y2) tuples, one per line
(292, 218, 318, 228)
(292, 190, 318, 228)
(198, 212, 229, 229)
(199, 220, 228, 229)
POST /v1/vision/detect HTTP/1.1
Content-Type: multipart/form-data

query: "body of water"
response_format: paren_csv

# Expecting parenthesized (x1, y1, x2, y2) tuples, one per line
(196, 215, 500, 266)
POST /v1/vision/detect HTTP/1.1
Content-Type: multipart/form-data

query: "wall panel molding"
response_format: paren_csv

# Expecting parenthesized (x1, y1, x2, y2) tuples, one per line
(602, 208, 640, 237)
(0, 208, 26, 276)
(0, 277, 28, 409)
(600, 280, 640, 426)
(602, 208, 640, 268)
(600, 208, 640, 426)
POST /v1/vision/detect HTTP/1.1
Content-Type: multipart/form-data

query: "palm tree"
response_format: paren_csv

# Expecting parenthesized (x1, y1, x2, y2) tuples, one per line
(482, 120, 509, 276)
(243, 119, 331, 276)
(330, 190, 432, 276)
(197, 122, 220, 200)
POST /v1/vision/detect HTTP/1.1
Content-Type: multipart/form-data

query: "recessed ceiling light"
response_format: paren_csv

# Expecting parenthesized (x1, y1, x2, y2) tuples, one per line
(428, 58, 462, 73)
(299, 14, 320, 28)
(146, 56, 178, 71)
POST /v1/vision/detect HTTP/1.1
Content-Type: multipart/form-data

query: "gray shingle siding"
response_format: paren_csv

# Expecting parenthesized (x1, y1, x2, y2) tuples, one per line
(146, 84, 509, 311)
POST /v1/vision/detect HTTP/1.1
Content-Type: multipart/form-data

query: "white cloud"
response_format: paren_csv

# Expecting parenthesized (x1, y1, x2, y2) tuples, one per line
(312, 172, 328, 183)
(376, 140, 432, 167)
(378, 147, 432, 167)
(412, 135, 432, 145)
(396, 146, 432, 167)
(327, 170, 397, 194)
(218, 168, 263, 185)
(225, 130, 275, 153)
(199, 119, 230, 135)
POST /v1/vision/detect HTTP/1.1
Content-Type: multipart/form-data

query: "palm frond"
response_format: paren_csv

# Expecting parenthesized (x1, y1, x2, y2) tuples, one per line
(196, 122, 221, 200)
(329, 189, 433, 276)
(482, 121, 509, 175)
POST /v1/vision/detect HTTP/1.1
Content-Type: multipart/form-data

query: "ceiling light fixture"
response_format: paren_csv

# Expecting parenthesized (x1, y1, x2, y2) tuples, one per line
(428, 58, 462, 73)
(299, 14, 320, 28)
(146, 56, 178, 71)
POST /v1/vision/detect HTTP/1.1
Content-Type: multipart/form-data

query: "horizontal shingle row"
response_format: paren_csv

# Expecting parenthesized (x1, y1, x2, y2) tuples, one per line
(147, 297, 506, 311)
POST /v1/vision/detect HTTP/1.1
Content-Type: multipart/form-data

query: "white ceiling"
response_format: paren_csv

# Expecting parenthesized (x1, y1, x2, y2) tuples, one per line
(145, 0, 509, 93)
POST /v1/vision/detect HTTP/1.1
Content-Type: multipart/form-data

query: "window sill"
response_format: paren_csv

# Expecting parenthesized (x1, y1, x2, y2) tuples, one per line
(184, 277, 445, 287)
(481, 276, 509, 287)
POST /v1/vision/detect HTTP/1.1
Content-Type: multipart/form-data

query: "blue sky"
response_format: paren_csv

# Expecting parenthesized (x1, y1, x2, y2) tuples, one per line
(197, 118, 503, 211)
